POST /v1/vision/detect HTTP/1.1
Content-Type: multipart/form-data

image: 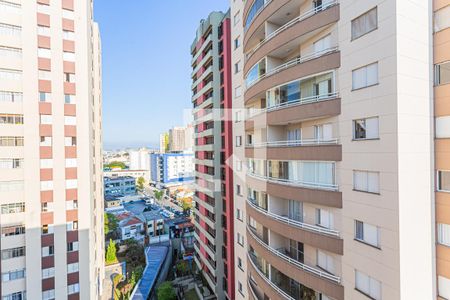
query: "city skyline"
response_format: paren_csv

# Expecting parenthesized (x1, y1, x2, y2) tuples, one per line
(94, 0, 228, 149)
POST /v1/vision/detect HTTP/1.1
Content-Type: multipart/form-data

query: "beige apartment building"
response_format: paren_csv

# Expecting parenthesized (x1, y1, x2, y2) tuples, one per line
(231, 0, 446, 299)
(0, 0, 104, 299)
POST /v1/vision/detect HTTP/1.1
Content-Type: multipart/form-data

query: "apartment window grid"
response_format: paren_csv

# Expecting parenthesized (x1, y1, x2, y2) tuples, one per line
(1, 246, 25, 260)
(42, 245, 54, 257)
(42, 267, 55, 279)
(0, 114, 23, 124)
(2, 291, 26, 300)
(0, 91, 22, 103)
(38, 25, 50, 36)
(0, 0, 21, 13)
(434, 5, 450, 32)
(351, 7, 378, 40)
(1, 202, 25, 214)
(1, 224, 25, 237)
(40, 92, 51, 102)
(0, 158, 23, 169)
(68, 283, 80, 295)
(41, 202, 54, 212)
(0, 180, 23, 192)
(42, 289, 55, 300)
(0, 68, 22, 80)
(0, 22, 21, 36)
(1, 268, 25, 282)
(355, 220, 380, 248)
(0, 45, 21, 58)
(352, 62, 378, 90)
(434, 61, 450, 86)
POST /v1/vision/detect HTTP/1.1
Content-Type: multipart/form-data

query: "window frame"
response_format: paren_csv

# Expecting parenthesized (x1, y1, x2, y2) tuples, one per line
(351, 7, 378, 41)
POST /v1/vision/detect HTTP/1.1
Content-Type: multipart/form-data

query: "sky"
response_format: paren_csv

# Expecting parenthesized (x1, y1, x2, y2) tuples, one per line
(93, 0, 229, 150)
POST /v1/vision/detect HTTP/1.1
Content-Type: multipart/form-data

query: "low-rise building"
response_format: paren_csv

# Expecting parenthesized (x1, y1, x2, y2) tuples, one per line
(104, 176, 136, 197)
(104, 169, 150, 183)
(142, 210, 165, 237)
(116, 212, 145, 241)
(104, 195, 124, 212)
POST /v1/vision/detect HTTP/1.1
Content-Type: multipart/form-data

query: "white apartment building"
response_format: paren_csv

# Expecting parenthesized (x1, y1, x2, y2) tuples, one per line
(0, 0, 104, 299)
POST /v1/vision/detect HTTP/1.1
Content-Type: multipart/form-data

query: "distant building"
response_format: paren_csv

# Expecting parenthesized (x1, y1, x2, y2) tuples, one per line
(129, 148, 151, 178)
(142, 211, 165, 237)
(150, 153, 194, 186)
(159, 132, 169, 153)
(104, 176, 136, 196)
(104, 195, 123, 212)
(116, 212, 145, 241)
(104, 169, 149, 183)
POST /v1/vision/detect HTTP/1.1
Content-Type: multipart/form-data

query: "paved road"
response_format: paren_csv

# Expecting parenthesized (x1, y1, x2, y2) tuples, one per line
(144, 187, 182, 212)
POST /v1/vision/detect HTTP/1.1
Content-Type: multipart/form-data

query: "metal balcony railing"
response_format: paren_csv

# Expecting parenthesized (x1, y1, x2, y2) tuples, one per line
(247, 171, 338, 191)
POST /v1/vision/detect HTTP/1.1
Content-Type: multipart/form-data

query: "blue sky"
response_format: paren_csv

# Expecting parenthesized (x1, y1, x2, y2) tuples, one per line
(94, 1, 229, 150)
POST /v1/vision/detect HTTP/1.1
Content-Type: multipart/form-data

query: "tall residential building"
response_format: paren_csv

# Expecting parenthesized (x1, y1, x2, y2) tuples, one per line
(169, 126, 187, 152)
(232, 1, 437, 300)
(191, 11, 235, 299)
(0, 0, 104, 299)
(129, 148, 151, 181)
(159, 132, 169, 153)
(150, 152, 194, 186)
(434, 1, 450, 299)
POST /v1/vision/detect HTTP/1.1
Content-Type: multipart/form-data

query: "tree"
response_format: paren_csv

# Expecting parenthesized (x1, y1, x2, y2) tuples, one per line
(156, 282, 176, 300)
(106, 239, 118, 265)
(154, 189, 164, 202)
(105, 212, 119, 234)
(137, 177, 145, 192)
(124, 239, 145, 269)
(180, 199, 192, 214)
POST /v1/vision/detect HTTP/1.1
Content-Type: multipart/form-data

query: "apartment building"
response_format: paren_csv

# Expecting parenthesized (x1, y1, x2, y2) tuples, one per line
(168, 125, 194, 152)
(191, 11, 235, 299)
(150, 152, 194, 185)
(0, 0, 104, 299)
(434, 1, 450, 299)
(231, 0, 437, 299)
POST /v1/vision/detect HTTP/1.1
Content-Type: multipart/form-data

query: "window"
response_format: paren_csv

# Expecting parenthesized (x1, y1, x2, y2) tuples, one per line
(40, 92, 51, 102)
(0, 0, 20, 13)
(0, 46, 21, 58)
(355, 270, 381, 300)
(317, 250, 335, 274)
(355, 220, 379, 247)
(434, 5, 450, 32)
(316, 208, 334, 229)
(41, 202, 53, 212)
(62, 9, 75, 20)
(68, 283, 80, 295)
(40, 114, 52, 124)
(66, 179, 77, 189)
(235, 110, 242, 122)
(1, 224, 25, 237)
(236, 184, 242, 196)
(238, 281, 243, 293)
(237, 232, 244, 246)
(0, 159, 23, 169)
(38, 47, 51, 58)
(66, 200, 78, 210)
(234, 61, 241, 73)
(435, 61, 450, 86)
(43, 289, 55, 300)
(38, 25, 50, 36)
(438, 275, 450, 299)
(236, 136, 242, 147)
(353, 117, 379, 140)
(1, 202, 25, 214)
(0, 68, 21, 80)
(234, 37, 240, 49)
(40, 136, 52, 146)
(2, 268, 25, 282)
(39, 70, 51, 80)
(67, 241, 79, 252)
(42, 224, 54, 235)
(42, 267, 54, 279)
(63, 30, 75, 40)
(37, 3, 50, 14)
(65, 158, 77, 168)
(65, 136, 76, 146)
(1, 246, 25, 260)
(64, 116, 76, 125)
(234, 86, 242, 97)
(353, 170, 380, 193)
(42, 245, 54, 257)
(63, 51, 75, 62)
(40, 180, 53, 191)
(313, 34, 332, 53)
(64, 72, 76, 83)
(438, 223, 450, 247)
(65, 94, 75, 104)
(234, 11, 240, 26)
(352, 62, 378, 90)
(0, 91, 22, 103)
(40, 159, 53, 168)
(3, 291, 26, 300)
(436, 116, 450, 138)
(438, 171, 450, 192)
(236, 209, 243, 221)
(66, 220, 78, 231)
(236, 160, 242, 171)
(0, 181, 23, 192)
(67, 262, 79, 273)
(351, 7, 377, 40)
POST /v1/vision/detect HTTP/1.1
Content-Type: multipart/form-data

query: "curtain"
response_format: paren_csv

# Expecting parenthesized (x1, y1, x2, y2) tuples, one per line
(364, 223, 379, 247)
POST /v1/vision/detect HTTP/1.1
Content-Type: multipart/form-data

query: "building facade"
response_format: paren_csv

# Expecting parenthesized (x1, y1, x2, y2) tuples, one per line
(232, 0, 438, 299)
(0, 0, 104, 299)
(104, 176, 136, 197)
(434, 1, 450, 299)
(191, 11, 235, 299)
(150, 152, 194, 186)
(128, 148, 151, 181)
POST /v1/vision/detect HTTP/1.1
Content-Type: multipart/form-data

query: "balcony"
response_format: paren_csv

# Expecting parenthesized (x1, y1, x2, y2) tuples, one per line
(245, 50, 340, 103)
(193, 143, 214, 151)
(246, 198, 343, 254)
(194, 170, 214, 182)
(194, 158, 214, 167)
(245, 138, 341, 161)
(192, 81, 213, 102)
(194, 195, 215, 212)
(197, 128, 214, 138)
(191, 49, 213, 76)
(191, 34, 212, 65)
(193, 206, 215, 229)
(192, 217, 216, 245)
(192, 65, 213, 89)
(246, 173, 342, 208)
(193, 94, 213, 112)
(245, 94, 341, 130)
(247, 226, 344, 300)
(244, 1, 340, 70)
(194, 240, 216, 276)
